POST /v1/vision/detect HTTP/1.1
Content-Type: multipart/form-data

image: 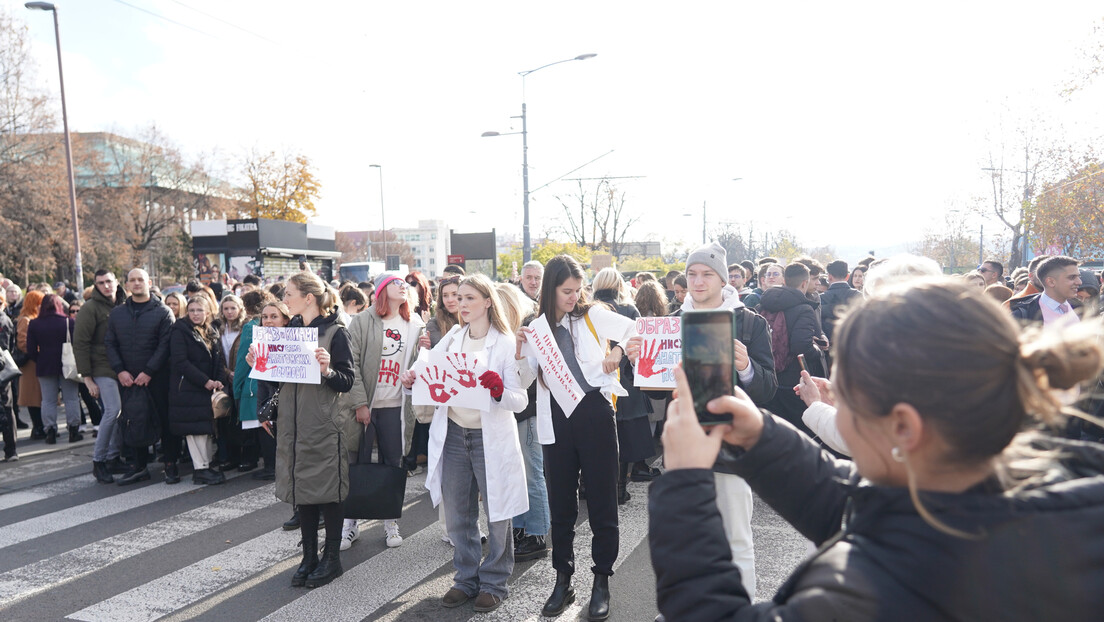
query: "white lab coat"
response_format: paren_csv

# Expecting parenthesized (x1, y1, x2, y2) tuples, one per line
(522, 305, 636, 445)
(424, 324, 530, 523)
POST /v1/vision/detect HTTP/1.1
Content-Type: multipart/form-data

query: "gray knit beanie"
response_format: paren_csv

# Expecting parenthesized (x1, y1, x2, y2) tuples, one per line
(686, 242, 728, 282)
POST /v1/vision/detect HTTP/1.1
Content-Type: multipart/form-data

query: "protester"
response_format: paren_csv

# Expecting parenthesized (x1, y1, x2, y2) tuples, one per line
(756, 262, 784, 292)
(105, 269, 178, 486)
(518, 254, 636, 620)
(1005, 254, 1051, 308)
(649, 278, 1104, 621)
(592, 268, 656, 501)
(632, 279, 668, 319)
(985, 283, 1014, 304)
(340, 286, 367, 317)
(0, 295, 14, 461)
(519, 260, 543, 301)
(254, 300, 299, 528)
(213, 294, 245, 468)
(248, 271, 354, 588)
(412, 274, 462, 482)
(164, 291, 187, 320)
(818, 260, 862, 344)
(667, 274, 687, 313)
(169, 296, 229, 485)
(402, 274, 529, 613)
(75, 270, 127, 483)
(964, 271, 986, 289)
(979, 260, 1004, 286)
(26, 294, 81, 444)
(54, 281, 79, 305)
(344, 272, 426, 550)
(406, 271, 433, 323)
(847, 265, 867, 291)
(496, 281, 550, 562)
(1011, 256, 1082, 325)
(5, 283, 23, 321)
(728, 264, 759, 308)
(626, 242, 775, 602)
(67, 299, 102, 436)
(234, 290, 276, 480)
(15, 290, 45, 439)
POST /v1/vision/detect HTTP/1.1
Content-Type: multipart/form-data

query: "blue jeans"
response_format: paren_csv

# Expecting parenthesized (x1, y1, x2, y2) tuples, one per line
(512, 417, 550, 536)
(91, 377, 122, 462)
(441, 419, 513, 598)
(38, 376, 80, 430)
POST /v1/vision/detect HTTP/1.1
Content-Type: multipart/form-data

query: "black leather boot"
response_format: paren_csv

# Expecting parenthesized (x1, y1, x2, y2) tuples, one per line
(45, 427, 57, 444)
(541, 571, 575, 617)
(588, 574, 611, 621)
(117, 466, 151, 486)
(68, 425, 84, 443)
(305, 539, 343, 588)
(92, 461, 114, 484)
(291, 539, 319, 587)
(283, 508, 301, 531)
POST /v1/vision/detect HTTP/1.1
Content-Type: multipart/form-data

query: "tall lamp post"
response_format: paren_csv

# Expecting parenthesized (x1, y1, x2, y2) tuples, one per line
(482, 53, 596, 264)
(369, 164, 386, 263)
(26, 1, 83, 291)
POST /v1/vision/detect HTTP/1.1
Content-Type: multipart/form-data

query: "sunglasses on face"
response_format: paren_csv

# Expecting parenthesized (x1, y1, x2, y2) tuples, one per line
(69, 309, 79, 315)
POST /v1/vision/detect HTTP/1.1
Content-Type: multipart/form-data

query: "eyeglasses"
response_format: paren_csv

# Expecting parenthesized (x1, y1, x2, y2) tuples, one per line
(977, 267, 993, 274)
(68, 309, 79, 315)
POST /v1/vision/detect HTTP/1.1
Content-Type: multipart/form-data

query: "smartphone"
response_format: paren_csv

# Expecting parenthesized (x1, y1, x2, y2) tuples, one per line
(797, 353, 808, 373)
(681, 309, 735, 426)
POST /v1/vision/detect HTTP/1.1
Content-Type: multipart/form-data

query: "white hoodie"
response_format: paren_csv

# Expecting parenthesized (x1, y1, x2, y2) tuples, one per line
(681, 284, 754, 383)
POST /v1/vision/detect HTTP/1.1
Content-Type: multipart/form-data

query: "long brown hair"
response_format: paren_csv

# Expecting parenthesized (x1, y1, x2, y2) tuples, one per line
(434, 275, 462, 334)
(834, 278, 1104, 536)
(633, 280, 669, 318)
(187, 296, 218, 350)
(538, 255, 598, 322)
(405, 271, 432, 316)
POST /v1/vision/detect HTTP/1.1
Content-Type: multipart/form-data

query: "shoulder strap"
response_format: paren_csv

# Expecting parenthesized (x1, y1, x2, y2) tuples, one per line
(583, 311, 619, 408)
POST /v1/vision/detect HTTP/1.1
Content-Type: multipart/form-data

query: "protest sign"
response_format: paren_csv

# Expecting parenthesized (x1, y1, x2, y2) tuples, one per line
(412, 349, 491, 410)
(527, 315, 585, 416)
(248, 326, 320, 384)
(633, 316, 682, 389)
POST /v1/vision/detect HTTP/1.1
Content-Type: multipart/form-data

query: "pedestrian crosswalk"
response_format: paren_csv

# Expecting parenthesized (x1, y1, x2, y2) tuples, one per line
(0, 443, 806, 622)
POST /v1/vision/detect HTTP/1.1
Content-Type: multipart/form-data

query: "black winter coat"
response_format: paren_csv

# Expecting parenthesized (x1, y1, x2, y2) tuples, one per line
(26, 314, 74, 377)
(650, 413, 1104, 622)
(1010, 293, 1043, 323)
(758, 286, 825, 381)
(818, 281, 862, 342)
(168, 319, 229, 436)
(105, 295, 175, 378)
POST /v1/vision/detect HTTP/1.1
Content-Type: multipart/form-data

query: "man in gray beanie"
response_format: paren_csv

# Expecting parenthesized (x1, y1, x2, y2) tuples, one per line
(628, 240, 776, 601)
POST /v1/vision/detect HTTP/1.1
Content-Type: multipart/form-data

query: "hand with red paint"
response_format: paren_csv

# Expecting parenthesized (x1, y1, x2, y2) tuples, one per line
(479, 370, 504, 400)
(420, 366, 457, 403)
(446, 353, 477, 388)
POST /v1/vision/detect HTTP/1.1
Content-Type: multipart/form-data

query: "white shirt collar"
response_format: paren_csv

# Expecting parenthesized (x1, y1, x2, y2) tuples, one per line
(1039, 292, 1068, 312)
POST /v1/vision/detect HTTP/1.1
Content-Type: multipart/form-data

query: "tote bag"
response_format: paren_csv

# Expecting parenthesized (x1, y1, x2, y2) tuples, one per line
(0, 349, 22, 384)
(344, 424, 406, 519)
(61, 324, 80, 382)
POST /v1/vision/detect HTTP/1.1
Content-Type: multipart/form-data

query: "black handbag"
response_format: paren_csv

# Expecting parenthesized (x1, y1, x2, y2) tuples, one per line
(344, 425, 406, 519)
(11, 346, 27, 368)
(119, 385, 162, 448)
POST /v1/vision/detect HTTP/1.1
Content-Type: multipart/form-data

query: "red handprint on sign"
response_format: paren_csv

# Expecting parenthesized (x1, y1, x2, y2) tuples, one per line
(255, 343, 276, 373)
(446, 353, 477, 388)
(419, 366, 458, 403)
(636, 340, 664, 378)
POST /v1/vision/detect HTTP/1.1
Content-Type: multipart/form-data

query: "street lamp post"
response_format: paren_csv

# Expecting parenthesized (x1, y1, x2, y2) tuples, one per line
(369, 164, 385, 263)
(483, 53, 596, 264)
(26, 1, 83, 291)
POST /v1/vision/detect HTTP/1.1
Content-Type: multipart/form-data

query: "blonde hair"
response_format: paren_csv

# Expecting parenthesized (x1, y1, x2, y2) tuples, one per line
(592, 267, 630, 304)
(458, 274, 510, 337)
(186, 295, 217, 350)
(287, 271, 338, 316)
(218, 294, 246, 332)
(496, 282, 537, 334)
(834, 278, 1104, 538)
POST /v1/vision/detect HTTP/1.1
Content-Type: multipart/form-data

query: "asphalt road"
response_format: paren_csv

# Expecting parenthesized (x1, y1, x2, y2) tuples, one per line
(0, 426, 809, 622)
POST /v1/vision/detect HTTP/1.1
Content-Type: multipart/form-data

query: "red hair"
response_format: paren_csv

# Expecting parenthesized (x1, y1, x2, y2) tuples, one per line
(374, 283, 411, 321)
(405, 271, 432, 315)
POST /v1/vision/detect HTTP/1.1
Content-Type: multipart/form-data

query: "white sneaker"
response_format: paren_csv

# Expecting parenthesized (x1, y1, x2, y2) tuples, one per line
(340, 522, 359, 551)
(384, 520, 403, 548)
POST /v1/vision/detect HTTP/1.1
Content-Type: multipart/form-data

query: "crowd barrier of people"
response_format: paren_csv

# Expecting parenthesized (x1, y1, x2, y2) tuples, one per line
(2, 245, 1103, 621)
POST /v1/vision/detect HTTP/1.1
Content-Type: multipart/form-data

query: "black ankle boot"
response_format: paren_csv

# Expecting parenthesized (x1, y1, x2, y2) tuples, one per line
(45, 427, 57, 444)
(68, 425, 83, 442)
(164, 462, 180, 484)
(305, 539, 343, 588)
(92, 461, 114, 484)
(291, 540, 319, 587)
(541, 571, 575, 617)
(283, 508, 301, 531)
(588, 574, 610, 621)
(617, 462, 631, 505)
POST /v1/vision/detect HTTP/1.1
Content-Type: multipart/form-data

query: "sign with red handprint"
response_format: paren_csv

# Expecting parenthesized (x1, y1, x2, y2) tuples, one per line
(411, 349, 491, 410)
(248, 326, 320, 384)
(633, 317, 681, 389)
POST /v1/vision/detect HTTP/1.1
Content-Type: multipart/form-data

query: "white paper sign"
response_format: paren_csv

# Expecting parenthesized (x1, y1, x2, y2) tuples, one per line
(527, 315, 585, 416)
(248, 326, 320, 384)
(633, 316, 682, 389)
(412, 349, 491, 410)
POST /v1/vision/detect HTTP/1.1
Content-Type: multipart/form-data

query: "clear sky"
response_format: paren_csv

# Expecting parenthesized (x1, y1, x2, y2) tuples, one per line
(8, 0, 1103, 263)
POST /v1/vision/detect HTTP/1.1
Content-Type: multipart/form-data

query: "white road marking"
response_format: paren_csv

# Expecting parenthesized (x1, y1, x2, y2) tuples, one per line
(0, 475, 96, 511)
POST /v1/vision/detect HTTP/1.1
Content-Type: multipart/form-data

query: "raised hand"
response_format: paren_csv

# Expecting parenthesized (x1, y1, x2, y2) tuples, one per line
(446, 353, 477, 388)
(419, 366, 458, 403)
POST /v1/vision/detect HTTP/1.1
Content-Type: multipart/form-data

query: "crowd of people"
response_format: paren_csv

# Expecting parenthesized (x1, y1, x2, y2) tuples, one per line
(3, 244, 1104, 621)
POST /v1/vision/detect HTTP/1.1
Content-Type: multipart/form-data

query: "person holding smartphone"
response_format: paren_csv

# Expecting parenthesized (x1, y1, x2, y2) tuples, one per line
(517, 255, 636, 621)
(627, 241, 776, 600)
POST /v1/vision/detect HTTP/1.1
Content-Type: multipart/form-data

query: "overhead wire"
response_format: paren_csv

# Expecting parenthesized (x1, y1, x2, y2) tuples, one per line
(109, 0, 217, 39)
(165, 0, 281, 45)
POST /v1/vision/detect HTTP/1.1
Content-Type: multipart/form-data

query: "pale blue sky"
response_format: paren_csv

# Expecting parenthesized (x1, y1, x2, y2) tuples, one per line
(8, 0, 1103, 262)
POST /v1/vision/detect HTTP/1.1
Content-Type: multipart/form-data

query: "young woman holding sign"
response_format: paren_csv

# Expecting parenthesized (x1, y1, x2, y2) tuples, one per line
(518, 255, 636, 621)
(247, 272, 354, 588)
(400, 274, 529, 613)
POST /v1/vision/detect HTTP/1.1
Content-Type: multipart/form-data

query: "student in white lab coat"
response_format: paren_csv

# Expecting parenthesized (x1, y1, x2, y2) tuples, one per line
(517, 254, 636, 621)
(401, 274, 529, 613)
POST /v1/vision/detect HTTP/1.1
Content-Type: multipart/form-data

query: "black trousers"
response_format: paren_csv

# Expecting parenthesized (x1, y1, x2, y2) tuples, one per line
(544, 390, 619, 576)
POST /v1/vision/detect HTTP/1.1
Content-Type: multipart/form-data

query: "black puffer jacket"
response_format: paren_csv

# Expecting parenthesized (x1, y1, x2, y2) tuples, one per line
(818, 281, 862, 342)
(650, 414, 1104, 622)
(168, 318, 228, 436)
(105, 295, 175, 378)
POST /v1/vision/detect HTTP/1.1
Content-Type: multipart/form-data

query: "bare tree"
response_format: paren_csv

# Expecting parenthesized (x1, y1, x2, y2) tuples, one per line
(555, 178, 641, 257)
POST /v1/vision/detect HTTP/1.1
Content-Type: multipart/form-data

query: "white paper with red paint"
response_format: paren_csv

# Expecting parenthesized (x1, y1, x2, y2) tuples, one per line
(248, 326, 320, 384)
(527, 315, 585, 416)
(632, 316, 682, 389)
(411, 348, 491, 410)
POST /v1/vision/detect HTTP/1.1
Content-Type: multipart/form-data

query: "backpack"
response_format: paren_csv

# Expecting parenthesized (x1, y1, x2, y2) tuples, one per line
(759, 309, 793, 373)
(119, 385, 162, 448)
